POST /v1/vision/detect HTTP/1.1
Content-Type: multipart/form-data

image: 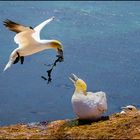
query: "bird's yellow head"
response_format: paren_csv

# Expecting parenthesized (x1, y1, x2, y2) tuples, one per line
(69, 74, 87, 95)
(50, 40, 64, 62)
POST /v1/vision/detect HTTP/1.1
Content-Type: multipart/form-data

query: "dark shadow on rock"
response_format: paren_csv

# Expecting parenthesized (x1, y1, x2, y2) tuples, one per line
(65, 116, 110, 127)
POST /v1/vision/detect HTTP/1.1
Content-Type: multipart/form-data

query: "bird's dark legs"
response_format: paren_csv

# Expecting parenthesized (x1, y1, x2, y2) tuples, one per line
(20, 56, 24, 64)
(13, 52, 24, 64)
(13, 56, 20, 64)
(13, 52, 20, 64)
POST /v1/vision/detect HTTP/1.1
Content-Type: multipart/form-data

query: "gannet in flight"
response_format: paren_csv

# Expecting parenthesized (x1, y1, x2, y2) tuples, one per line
(3, 17, 63, 71)
(69, 74, 107, 120)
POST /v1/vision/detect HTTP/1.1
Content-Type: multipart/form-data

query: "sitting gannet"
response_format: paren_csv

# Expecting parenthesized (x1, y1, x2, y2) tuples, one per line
(120, 105, 137, 114)
(3, 17, 63, 71)
(69, 74, 107, 120)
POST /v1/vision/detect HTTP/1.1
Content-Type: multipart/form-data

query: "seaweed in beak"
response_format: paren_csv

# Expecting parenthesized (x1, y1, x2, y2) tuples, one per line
(41, 53, 64, 84)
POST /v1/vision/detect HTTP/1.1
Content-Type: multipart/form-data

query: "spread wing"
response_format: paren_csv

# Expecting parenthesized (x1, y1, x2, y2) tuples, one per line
(33, 16, 54, 41)
(3, 17, 54, 47)
(3, 19, 37, 47)
(14, 30, 37, 47)
(3, 19, 30, 33)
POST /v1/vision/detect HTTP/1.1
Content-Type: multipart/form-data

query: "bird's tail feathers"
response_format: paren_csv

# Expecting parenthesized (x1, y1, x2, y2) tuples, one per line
(3, 60, 13, 71)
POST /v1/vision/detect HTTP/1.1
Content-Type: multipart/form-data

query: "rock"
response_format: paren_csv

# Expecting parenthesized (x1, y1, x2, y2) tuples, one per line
(0, 110, 140, 139)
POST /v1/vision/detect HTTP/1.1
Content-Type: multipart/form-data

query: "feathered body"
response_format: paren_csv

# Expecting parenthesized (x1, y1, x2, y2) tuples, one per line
(70, 74, 107, 120)
(3, 17, 63, 71)
(72, 91, 107, 120)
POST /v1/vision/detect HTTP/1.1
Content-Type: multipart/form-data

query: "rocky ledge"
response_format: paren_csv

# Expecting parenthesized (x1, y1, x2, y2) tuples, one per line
(0, 111, 140, 139)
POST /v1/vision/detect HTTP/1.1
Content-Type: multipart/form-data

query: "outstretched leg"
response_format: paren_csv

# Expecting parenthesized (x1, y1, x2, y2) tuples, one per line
(13, 52, 24, 65)
(20, 56, 24, 64)
(13, 52, 20, 64)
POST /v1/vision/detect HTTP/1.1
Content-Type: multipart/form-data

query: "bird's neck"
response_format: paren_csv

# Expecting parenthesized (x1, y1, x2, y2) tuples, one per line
(39, 40, 60, 51)
(74, 89, 87, 96)
(40, 44, 54, 51)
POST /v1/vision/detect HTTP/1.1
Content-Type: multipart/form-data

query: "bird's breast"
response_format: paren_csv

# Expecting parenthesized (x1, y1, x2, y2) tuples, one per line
(71, 93, 107, 119)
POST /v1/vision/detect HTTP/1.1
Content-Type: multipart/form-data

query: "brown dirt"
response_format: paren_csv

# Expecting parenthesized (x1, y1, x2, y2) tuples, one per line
(0, 111, 140, 139)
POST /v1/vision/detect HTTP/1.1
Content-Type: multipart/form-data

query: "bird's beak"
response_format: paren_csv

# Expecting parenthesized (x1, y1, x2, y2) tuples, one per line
(121, 107, 128, 110)
(57, 48, 64, 62)
(121, 106, 126, 109)
(69, 73, 78, 84)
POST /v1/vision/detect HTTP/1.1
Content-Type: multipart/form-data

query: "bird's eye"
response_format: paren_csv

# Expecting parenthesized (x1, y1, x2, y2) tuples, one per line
(128, 108, 132, 110)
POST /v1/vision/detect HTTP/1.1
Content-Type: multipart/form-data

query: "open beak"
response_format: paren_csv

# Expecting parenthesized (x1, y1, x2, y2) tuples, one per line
(69, 73, 78, 84)
(57, 49, 64, 62)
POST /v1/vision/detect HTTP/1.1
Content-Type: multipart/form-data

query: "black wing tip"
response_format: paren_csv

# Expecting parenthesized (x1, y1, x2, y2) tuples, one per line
(3, 19, 11, 23)
(3, 19, 13, 26)
(3, 19, 19, 26)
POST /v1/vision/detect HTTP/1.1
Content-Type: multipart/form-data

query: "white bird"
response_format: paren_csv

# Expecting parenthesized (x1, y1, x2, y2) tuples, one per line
(120, 105, 137, 114)
(3, 17, 63, 71)
(69, 74, 107, 120)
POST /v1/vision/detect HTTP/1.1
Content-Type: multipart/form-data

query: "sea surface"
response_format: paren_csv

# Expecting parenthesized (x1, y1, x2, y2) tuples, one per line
(0, 1, 140, 126)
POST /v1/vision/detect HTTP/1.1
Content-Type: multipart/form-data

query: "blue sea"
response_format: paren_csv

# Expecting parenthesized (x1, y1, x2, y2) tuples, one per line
(0, 1, 140, 126)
